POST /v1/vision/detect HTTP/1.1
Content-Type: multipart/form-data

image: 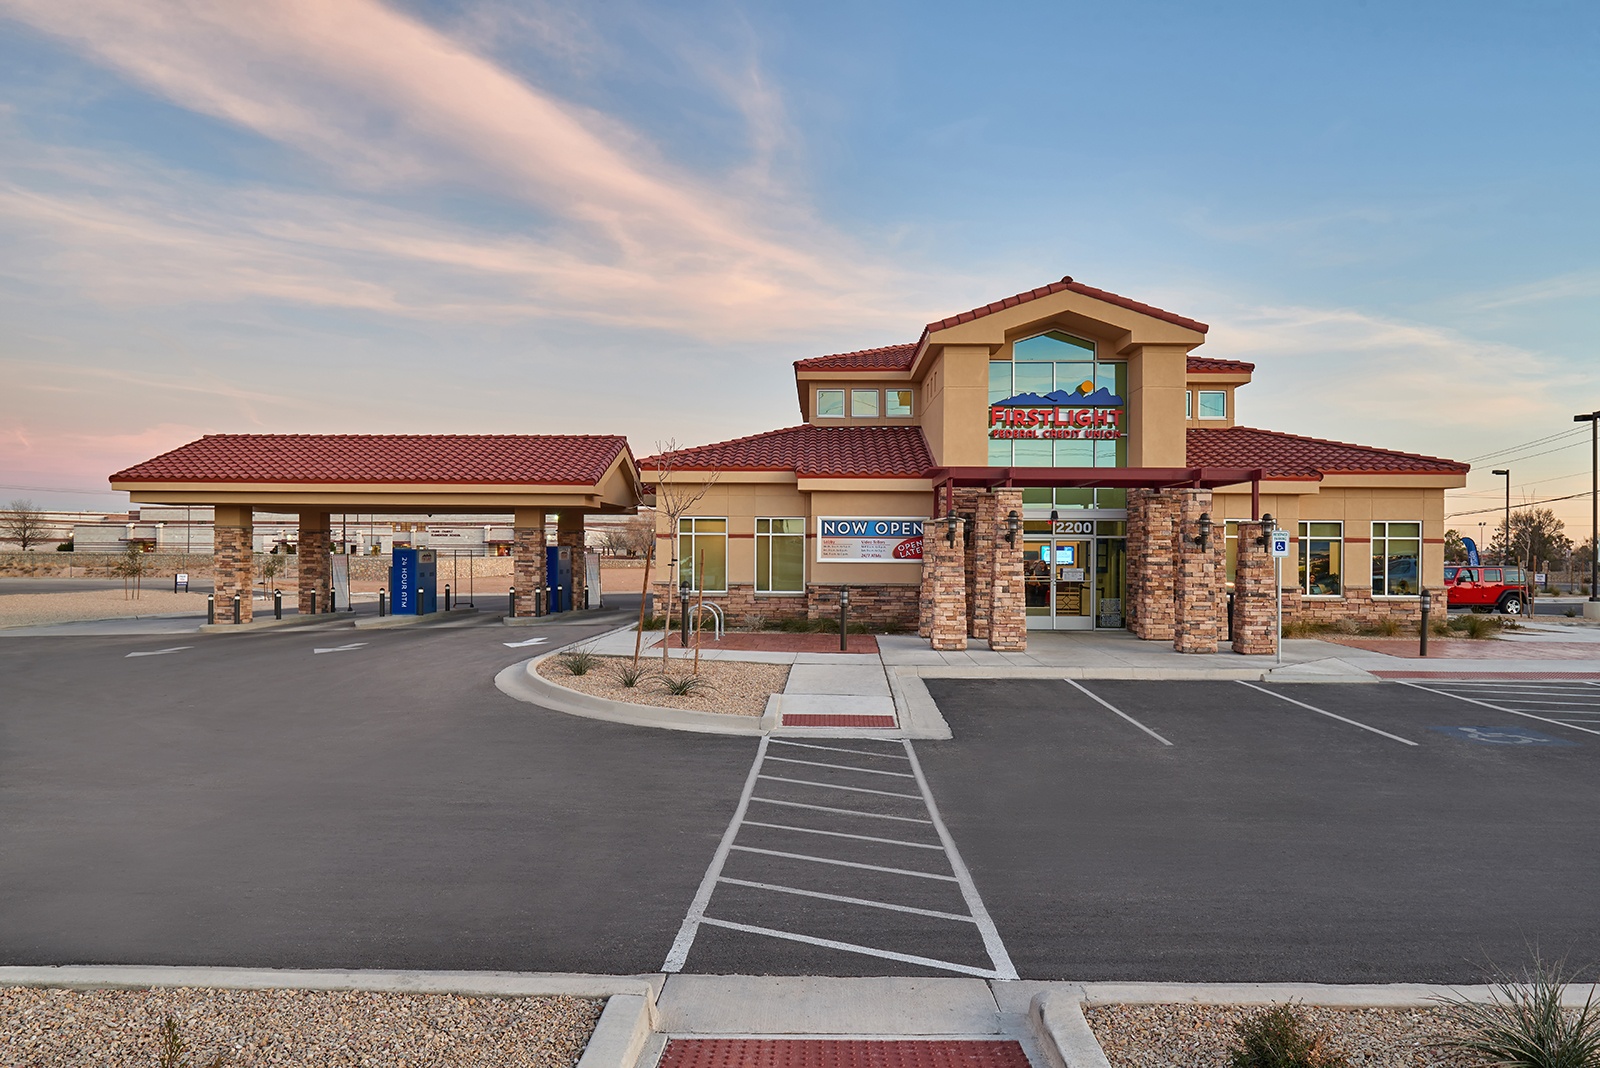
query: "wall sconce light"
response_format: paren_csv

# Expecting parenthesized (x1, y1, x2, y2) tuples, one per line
(945, 514, 956, 547)
(1256, 512, 1274, 547)
(1006, 509, 1021, 546)
(1049, 509, 1059, 524)
(962, 512, 975, 549)
(1190, 512, 1213, 551)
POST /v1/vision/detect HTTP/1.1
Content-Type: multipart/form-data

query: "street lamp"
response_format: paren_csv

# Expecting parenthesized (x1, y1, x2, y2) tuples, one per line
(1577, 411, 1599, 607)
(1491, 469, 1511, 564)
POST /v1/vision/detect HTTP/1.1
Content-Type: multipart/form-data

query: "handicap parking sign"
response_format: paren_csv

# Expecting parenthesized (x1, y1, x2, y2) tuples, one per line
(1429, 726, 1576, 747)
(1270, 530, 1291, 558)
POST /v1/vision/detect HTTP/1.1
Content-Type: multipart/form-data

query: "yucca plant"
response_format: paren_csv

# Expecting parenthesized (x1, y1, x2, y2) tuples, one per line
(556, 646, 602, 675)
(1227, 1004, 1349, 1068)
(613, 662, 650, 688)
(659, 673, 711, 697)
(1434, 955, 1600, 1068)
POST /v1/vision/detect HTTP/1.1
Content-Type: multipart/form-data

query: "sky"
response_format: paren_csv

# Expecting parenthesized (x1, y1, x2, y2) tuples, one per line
(0, 0, 1596, 542)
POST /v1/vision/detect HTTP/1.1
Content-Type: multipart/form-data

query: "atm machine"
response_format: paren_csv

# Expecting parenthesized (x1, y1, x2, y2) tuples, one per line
(546, 545, 573, 613)
(391, 548, 437, 614)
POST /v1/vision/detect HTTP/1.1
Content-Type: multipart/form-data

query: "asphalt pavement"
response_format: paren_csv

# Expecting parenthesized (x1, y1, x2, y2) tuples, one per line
(3, 618, 1599, 984)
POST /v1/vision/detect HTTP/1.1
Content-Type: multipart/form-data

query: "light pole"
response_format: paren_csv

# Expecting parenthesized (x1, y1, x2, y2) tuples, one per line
(1477, 522, 1486, 562)
(1577, 411, 1599, 612)
(1491, 469, 1511, 565)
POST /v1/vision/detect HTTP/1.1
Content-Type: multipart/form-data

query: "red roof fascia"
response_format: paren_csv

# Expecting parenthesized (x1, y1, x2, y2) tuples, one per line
(1187, 355, 1256, 374)
(1187, 426, 1469, 479)
(110, 434, 633, 486)
(920, 276, 1210, 342)
(640, 425, 934, 479)
(794, 343, 917, 372)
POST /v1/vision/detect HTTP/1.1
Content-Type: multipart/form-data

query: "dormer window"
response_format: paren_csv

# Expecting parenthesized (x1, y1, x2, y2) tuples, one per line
(850, 389, 880, 417)
(816, 389, 845, 418)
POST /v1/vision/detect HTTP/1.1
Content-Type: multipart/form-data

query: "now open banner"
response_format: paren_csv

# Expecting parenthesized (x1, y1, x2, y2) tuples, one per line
(817, 517, 925, 563)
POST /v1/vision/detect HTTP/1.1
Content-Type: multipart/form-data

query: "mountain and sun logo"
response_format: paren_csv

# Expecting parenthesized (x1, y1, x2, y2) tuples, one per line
(993, 380, 1124, 408)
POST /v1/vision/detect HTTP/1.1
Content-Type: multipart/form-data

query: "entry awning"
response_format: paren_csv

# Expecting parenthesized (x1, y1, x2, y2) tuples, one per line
(930, 466, 1264, 490)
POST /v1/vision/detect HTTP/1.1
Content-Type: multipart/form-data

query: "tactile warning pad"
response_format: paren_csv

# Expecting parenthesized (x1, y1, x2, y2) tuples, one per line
(658, 1039, 1033, 1068)
(782, 714, 898, 728)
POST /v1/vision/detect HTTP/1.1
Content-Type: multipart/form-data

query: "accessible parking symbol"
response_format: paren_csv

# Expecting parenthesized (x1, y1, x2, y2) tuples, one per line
(1429, 726, 1577, 747)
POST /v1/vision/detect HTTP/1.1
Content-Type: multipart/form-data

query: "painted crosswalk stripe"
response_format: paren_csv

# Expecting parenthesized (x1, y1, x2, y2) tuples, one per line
(695, 918, 1007, 979)
(757, 775, 922, 800)
(746, 797, 933, 824)
(763, 756, 915, 778)
(730, 844, 958, 881)
(769, 739, 912, 761)
(717, 877, 977, 922)
(740, 820, 943, 850)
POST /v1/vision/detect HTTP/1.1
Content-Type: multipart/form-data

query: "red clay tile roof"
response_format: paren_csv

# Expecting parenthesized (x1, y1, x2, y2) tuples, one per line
(1188, 426, 1468, 479)
(640, 425, 933, 478)
(794, 343, 917, 372)
(1187, 355, 1255, 374)
(923, 276, 1209, 338)
(110, 434, 633, 485)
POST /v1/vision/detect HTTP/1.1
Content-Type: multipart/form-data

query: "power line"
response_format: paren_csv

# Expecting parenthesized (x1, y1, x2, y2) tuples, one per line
(1461, 426, 1587, 463)
(0, 483, 124, 496)
(1447, 491, 1591, 519)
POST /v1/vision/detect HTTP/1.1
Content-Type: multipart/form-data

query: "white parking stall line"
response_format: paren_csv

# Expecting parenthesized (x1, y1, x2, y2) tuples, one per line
(769, 739, 912, 761)
(746, 797, 933, 824)
(313, 642, 368, 654)
(1066, 680, 1173, 746)
(902, 740, 1019, 981)
(730, 845, 958, 882)
(740, 820, 944, 850)
(717, 877, 977, 922)
(1239, 681, 1418, 746)
(695, 918, 1007, 979)
(1397, 681, 1600, 736)
(756, 775, 923, 800)
(662, 736, 770, 973)
(763, 756, 915, 778)
(124, 646, 192, 658)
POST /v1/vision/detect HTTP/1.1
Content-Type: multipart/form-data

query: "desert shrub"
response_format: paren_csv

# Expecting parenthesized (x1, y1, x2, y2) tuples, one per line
(1227, 1003, 1350, 1068)
(158, 1016, 225, 1068)
(1434, 954, 1600, 1068)
(556, 646, 601, 675)
(1452, 614, 1498, 640)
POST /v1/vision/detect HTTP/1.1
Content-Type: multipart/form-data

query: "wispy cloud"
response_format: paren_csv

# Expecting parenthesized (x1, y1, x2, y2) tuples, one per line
(0, 0, 945, 338)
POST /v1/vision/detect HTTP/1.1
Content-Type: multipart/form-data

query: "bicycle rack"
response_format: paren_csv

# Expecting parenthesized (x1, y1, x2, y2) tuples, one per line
(690, 602, 725, 642)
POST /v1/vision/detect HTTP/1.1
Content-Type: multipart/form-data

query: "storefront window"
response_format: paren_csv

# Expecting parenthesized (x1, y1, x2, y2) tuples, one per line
(1197, 391, 1227, 419)
(1371, 521, 1421, 596)
(816, 389, 844, 418)
(1186, 391, 1192, 418)
(1224, 520, 1239, 586)
(1298, 522, 1343, 596)
(886, 389, 913, 417)
(989, 331, 1128, 471)
(756, 518, 805, 593)
(677, 517, 727, 592)
(850, 389, 879, 417)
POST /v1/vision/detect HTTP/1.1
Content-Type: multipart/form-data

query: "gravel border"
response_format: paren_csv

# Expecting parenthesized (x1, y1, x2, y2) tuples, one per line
(1084, 1003, 1472, 1068)
(1, 985, 604, 1067)
(535, 655, 789, 717)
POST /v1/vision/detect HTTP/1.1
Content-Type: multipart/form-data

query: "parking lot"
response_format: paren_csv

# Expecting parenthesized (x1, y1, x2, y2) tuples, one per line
(920, 677, 1600, 983)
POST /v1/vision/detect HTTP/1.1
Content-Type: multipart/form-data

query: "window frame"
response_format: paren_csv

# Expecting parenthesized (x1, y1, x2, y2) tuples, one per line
(1371, 521, 1422, 597)
(849, 388, 880, 417)
(1298, 520, 1344, 597)
(1197, 390, 1228, 420)
(815, 388, 845, 419)
(754, 517, 806, 594)
(676, 516, 728, 594)
(885, 388, 913, 418)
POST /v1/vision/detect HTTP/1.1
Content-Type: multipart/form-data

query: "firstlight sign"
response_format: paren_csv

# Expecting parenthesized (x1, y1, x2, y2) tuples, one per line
(988, 383, 1126, 442)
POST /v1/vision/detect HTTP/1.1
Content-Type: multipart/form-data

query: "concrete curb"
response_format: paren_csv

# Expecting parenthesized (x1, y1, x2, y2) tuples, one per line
(1028, 989, 1108, 1068)
(901, 664, 1376, 683)
(0, 964, 660, 999)
(197, 613, 338, 634)
(354, 606, 480, 629)
(578, 994, 658, 1068)
(493, 627, 767, 737)
(888, 670, 953, 739)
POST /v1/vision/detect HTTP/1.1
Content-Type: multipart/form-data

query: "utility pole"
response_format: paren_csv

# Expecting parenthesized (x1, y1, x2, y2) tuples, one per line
(1577, 412, 1599, 616)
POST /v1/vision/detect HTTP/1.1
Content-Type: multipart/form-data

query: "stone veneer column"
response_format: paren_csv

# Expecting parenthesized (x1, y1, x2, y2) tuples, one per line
(986, 489, 1026, 652)
(1173, 489, 1222, 654)
(556, 512, 587, 609)
(1231, 519, 1276, 655)
(512, 507, 547, 617)
(968, 492, 999, 640)
(297, 512, 330, 614)
(921, 515, 968, 651)
(1128, 489, 1178, 640)
(212, 504, 253, 624)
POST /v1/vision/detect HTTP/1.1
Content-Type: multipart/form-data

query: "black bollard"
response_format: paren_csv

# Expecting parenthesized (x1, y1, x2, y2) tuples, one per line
(274, 589, 282, 620)
(378, 588, 387, 617)
(839, 586, 850, 652)
(232, 593, 241, 625)
(330, 587, 337, 613)
(508, 587, 515, 619)
(207, 594, 215, 625)
(1419, 588, 1432, 658)
(310, 591, 317, 616)
(444, 584, 451, 612)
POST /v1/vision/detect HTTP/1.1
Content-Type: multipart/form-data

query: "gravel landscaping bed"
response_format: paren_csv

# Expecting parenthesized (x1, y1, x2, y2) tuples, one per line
(1, 986, 603, 1067)
(0, 589, 210, 627)
(537, 654, 789, 716)
(1085, 1003, 1470, 1067)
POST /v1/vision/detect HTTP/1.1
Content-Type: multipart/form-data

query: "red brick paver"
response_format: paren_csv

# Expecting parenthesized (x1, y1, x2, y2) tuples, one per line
(782, 714, 898, 729)
(659, 1039, 1031, 1068)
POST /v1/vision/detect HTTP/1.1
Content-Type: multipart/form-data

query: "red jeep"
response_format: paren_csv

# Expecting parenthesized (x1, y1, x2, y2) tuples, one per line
(1444, 565, 1529, 614)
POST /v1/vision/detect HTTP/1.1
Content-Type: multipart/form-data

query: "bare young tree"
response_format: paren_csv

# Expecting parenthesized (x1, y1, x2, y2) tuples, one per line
(1, 498, 53, 551)
(113, 542, 150, 599)
(640, 441, 718, 668)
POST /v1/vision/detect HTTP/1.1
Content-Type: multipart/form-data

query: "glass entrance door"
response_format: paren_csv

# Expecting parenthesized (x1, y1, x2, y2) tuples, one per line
(1052, 539, 1093, 630)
